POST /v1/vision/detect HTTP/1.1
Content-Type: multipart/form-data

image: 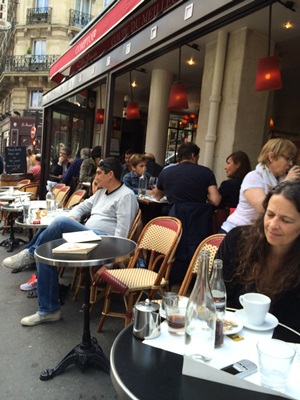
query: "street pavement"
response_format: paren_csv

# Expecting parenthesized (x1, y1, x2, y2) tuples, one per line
(0, 230, 125, 400)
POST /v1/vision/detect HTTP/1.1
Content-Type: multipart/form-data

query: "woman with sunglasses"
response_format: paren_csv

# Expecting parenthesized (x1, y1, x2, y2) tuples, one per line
(220, 138, 300, 233)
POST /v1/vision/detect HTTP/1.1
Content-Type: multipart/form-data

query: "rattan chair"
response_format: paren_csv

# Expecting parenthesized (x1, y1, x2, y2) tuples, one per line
(65, 189, 86, 208)
(54, 186, 70, 207)
(52, 184, 66, 198)
(178, 233, 225, 297)
(19, 182, 39, 200)
(17, 179, 31, 188)
(97, 216, 182, 331)
(71, 209, 143, 304)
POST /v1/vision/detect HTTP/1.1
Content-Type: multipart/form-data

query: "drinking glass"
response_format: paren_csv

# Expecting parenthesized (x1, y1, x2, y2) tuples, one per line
(149, 177, 158, 190)
(165, 296, 189, 335)
(22, 197, 31, 223)
(257, 339, 295, 392)
(149, 177, 157, 198)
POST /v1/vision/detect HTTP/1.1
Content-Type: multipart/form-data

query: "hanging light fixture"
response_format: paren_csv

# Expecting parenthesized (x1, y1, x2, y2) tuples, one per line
(255, 4, 282, 91)
(95, 84, 105, 124)
(168, 46, 189, 110)
(95, 108, 104, 124)
(126, 70, 140, 120)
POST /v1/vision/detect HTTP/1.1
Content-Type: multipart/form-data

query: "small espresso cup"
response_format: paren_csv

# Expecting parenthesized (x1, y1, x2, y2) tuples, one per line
(239, 293, 270, 326)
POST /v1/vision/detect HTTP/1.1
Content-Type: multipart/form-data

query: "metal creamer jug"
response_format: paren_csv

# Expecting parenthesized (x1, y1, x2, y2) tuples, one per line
(133, 299, 161, 340)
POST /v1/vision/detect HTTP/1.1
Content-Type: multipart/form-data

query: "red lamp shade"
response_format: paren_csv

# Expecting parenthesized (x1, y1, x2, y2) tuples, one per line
(168, 82, 189, 110)
(255, 56, 282, 91)
(126, 102, 140, 120)
(95, 108, 104, 124)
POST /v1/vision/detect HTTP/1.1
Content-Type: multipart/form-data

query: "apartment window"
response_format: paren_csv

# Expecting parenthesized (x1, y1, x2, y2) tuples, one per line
(37, 0, 49, 8)
(75, 0, 90, 14)
(29, 90, 43, 109)
(32, 40, 46, 63)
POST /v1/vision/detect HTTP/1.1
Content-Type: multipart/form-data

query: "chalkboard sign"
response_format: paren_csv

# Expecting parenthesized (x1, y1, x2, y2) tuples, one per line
(5, 146, 27, 174)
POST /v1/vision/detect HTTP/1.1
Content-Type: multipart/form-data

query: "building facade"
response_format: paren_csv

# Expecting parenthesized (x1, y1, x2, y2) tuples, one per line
(0, 0, 102, 159)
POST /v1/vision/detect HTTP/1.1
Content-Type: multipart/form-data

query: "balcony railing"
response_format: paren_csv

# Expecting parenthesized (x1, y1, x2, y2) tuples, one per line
(26, 7, 52, 24)
(69, 9, 91, 28)
(1, 55, 60, 74)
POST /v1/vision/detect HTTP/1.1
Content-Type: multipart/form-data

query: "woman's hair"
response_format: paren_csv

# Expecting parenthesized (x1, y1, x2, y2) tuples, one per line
(257, 138, 297, 165)
(233, 179, 300, 297)
(226, 151, 251, 179)
(129, 153, 147, 167)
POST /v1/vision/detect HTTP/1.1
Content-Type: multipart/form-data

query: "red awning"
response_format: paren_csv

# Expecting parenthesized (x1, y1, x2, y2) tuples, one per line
(50, 0, 145, 83)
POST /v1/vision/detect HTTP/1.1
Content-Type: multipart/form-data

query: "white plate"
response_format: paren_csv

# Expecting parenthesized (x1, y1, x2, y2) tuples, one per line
(235, 309, 278, 331)
(223, 312, 243, 335)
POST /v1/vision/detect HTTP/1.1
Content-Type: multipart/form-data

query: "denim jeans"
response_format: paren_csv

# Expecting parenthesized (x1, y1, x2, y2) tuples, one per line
(28, 216, 106, 315)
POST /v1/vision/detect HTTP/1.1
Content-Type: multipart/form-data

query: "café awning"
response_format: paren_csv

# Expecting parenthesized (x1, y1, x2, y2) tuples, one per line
(49, 0, 145, 83)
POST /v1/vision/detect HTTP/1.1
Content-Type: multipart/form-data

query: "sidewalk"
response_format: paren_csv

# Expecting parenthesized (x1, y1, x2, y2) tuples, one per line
(0, 230, 124, 400)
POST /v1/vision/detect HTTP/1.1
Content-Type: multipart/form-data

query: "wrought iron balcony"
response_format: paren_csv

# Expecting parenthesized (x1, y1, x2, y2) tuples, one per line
(1, 55, 60, 73)
(26, 7, 52, 24)
(69, 9, 91, 28)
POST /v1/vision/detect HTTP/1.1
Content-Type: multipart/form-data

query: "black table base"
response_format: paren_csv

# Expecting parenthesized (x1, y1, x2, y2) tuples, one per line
(40, 266, 110, 380)
(40, 337, 109, 380)
(0, 209, 27, 252)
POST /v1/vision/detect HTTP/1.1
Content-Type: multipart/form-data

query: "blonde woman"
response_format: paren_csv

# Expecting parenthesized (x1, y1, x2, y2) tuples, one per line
(221, 138, 300, 233)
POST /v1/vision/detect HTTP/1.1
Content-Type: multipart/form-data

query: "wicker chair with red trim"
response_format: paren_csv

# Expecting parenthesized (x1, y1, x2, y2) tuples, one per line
(178, 233, 225, 297)
(97, 216, 182, 331)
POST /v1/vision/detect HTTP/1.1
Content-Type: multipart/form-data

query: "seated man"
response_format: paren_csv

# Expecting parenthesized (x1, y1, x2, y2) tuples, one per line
(50, 146, 72, 183)
(3, 158, 138, 326)
(123, 153, 153, 195)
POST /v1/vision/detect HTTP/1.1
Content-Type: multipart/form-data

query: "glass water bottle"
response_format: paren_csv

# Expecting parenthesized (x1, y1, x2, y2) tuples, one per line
(46, 183, 56, 217)
(184, 250, 216, 362)
(210, 259, 227, 348)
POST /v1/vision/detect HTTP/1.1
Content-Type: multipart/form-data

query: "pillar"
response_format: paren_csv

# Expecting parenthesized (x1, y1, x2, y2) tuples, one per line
(145, 68, 173, 166)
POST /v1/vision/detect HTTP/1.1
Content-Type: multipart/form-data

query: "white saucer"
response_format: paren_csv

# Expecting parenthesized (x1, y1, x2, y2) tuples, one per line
(223, 312, 243, 335)
(235, 310, 278, 331)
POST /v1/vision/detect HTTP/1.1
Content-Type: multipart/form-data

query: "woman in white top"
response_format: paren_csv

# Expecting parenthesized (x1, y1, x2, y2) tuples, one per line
(221, 138, 300, 233)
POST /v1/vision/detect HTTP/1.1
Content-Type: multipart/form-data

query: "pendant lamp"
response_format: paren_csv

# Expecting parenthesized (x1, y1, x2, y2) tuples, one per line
(168, 46, 189, 110)
(126, 71, 140, 119)
(95, 84, 105, 124)
(95, 108, 104, 124)
(255, 4, 282, 91)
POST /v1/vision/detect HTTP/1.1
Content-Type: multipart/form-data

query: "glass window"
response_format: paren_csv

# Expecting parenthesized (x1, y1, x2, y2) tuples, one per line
(37, 0, 49, 8)
(29, 90, 43, 109)
(75, 0, 90, 14)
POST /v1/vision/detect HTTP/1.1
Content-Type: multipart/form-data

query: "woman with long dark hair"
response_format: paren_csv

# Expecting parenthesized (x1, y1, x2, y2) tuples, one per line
(216, 179, 300, 342)
(218, 150, 251, 208)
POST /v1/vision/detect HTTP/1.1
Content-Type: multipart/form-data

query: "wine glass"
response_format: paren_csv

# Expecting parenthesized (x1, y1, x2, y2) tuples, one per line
(149, 177, 158, 190)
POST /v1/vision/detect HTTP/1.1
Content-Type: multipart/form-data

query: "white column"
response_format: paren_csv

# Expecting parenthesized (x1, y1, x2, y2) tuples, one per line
(145, 68, 173, 165)
(203, 30, 228, 168)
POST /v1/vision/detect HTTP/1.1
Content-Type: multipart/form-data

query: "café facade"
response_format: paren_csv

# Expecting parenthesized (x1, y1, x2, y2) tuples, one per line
(40, 0, 300, 195)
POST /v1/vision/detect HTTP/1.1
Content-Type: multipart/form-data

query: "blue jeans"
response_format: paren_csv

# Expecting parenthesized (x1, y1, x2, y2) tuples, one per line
(28, 216, 106, 315)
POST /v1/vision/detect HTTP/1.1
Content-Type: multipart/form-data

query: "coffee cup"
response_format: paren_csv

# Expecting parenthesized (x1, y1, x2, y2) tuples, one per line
(239, 293, 270, 326)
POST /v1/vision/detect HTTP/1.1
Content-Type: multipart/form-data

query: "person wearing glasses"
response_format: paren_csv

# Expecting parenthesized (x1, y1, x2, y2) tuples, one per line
(50, 146, 73, 183)
(220, 138, 300, 233)
(3, 158, 138, 326)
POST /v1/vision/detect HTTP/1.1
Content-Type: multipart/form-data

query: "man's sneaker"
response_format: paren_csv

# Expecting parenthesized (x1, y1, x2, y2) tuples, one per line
(2, 249, 35, 270)
(21, 310, 61, 326)
(20, 274, 38, 291)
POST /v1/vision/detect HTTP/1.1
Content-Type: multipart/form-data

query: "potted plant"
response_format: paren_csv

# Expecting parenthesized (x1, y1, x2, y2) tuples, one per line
(25, 47, 32, 59)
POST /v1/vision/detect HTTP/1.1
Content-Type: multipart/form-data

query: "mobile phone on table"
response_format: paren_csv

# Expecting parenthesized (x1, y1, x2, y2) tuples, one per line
(221, 359, 257, 378)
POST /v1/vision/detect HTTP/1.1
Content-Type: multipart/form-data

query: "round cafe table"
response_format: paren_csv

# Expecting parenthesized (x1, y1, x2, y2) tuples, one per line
(34, 237, 136, 381)
(111, 323, 297, 400)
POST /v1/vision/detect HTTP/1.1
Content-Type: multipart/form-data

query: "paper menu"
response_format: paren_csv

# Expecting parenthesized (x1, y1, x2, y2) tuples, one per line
(52, 242, 98, 254)
(62, 230, 102, 243)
